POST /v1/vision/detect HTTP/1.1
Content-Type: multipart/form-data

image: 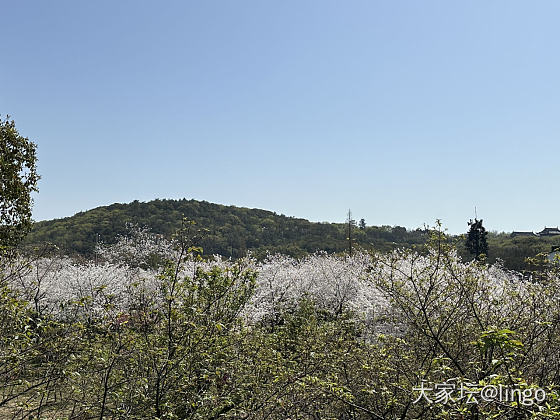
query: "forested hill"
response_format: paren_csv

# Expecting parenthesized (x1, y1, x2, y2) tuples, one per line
(25, 199, 560, 271)
(25, 199, 428, 258)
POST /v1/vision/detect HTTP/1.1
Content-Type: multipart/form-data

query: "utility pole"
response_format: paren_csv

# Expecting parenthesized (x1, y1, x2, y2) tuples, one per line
(347, 209, 354, 257)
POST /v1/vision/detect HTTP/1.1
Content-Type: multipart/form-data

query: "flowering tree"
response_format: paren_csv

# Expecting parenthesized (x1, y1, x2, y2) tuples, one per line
(3, 222, 560, 418)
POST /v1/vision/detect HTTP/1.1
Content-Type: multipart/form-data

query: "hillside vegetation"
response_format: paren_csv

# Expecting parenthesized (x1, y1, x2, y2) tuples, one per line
(25, 199, 428, 258)
(25, 198, 560, 272)
(5, 226, 560, 418)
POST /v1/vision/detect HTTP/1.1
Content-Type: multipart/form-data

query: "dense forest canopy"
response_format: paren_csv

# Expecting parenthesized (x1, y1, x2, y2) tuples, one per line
(25, 199, 429, 257)
(25, 198, 560, 272)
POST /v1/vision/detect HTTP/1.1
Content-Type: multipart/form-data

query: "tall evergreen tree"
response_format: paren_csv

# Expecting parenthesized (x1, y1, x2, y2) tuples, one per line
(465, 218, 488, 260)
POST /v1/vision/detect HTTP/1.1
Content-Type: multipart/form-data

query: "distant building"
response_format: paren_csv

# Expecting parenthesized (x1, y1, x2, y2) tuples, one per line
(538, 227, 560, 237)
(510, 227, 560, 238)
(511, 231, 537, 238)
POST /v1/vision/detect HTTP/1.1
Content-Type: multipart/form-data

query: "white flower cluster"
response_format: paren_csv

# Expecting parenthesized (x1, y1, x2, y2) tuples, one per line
(245, 251, 387, 325)
(95, 223, 176, 267)
(9, 256, 153, 321)
(4, 227, 536, 332)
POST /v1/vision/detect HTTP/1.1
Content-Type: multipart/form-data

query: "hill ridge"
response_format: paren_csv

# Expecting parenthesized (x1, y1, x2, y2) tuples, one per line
(26, 198, 426, 258)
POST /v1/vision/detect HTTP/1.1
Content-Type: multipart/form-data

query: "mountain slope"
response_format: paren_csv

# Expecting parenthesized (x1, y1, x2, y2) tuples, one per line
(26, 199, 427, 257)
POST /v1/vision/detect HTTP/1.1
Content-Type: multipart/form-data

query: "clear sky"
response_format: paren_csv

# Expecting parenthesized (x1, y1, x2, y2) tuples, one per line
(2, 1, 559, 234)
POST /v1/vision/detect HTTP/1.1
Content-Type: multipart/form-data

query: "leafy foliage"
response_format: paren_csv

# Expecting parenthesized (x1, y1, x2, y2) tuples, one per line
(4, 225, 560, 418)
(25, 198, 429, 258)
(26, 199, 560, 272)
(0, 116, 39, 251)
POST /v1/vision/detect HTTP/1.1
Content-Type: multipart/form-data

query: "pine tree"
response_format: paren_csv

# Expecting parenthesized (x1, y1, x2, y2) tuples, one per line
(465, 218, 488, 260)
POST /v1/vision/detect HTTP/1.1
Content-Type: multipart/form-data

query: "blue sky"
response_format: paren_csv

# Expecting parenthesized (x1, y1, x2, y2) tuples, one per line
(2, 1, 559, 234)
